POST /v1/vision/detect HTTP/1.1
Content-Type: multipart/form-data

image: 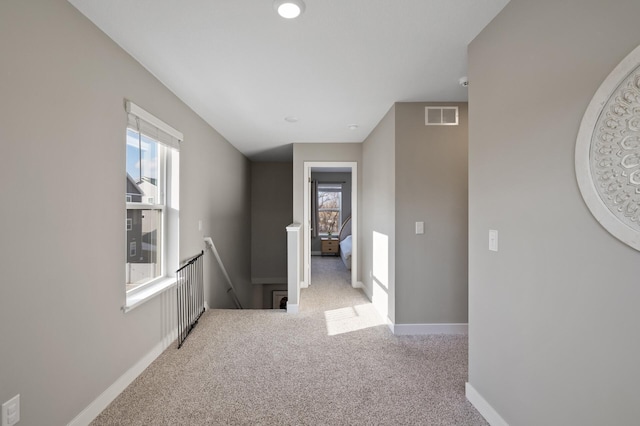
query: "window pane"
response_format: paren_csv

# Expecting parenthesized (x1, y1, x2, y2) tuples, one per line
(126, 129, 161, 204)
(318, 210, 340, 234)
(126, 128, 165, 292)
(318, 190, 340, 209)
(126, 209, 161, 290)
(317, 185, 341, 234)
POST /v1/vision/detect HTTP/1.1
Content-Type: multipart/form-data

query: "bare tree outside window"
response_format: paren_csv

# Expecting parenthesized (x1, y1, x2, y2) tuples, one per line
(317, 183, 342, 235)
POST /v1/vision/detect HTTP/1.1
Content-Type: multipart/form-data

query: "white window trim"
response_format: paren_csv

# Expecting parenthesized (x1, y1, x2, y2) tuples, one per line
(125, 101, 183, 143)
(126, 203, 165, 211)
(123, 277, 177, 313)
(124, 101, 180, 312)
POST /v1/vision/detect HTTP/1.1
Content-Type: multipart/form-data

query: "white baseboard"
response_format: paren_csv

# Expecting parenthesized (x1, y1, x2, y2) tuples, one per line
(465, 382, 509, 426)
(287, 303, 299, 313)
(204, 301, 210, 310)
(311, 251, 322, 256)
(392, 323, 468, 335)
(68, 336, 174, 426)
(356, 281, 372, 300)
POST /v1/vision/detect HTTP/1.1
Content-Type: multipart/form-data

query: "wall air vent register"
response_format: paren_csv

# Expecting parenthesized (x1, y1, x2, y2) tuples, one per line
(425, 106, 459, 126)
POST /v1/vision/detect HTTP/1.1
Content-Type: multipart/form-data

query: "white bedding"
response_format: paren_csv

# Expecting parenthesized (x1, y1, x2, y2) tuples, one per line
(340, 235, 352, 270)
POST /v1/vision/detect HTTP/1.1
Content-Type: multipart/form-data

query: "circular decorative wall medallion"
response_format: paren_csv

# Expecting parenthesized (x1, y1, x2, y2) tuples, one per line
(576, 45, 640, 250)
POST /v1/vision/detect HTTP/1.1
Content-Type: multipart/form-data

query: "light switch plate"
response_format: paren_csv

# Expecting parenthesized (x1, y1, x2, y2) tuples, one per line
(489, 230, 498, 252)
(415, 221, 424, 235)
(2, 394, 20, 426)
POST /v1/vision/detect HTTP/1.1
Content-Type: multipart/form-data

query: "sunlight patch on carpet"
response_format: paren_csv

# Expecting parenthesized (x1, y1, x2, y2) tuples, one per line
(324, 303, 384, 336)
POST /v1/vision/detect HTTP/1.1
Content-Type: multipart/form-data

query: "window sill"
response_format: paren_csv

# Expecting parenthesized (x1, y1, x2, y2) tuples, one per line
(123, 277, 176, 313)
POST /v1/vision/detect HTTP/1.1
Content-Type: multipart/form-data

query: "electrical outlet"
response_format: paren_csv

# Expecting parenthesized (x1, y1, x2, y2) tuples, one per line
(2, 394, 20, 426)
(415, 221, 424, 234)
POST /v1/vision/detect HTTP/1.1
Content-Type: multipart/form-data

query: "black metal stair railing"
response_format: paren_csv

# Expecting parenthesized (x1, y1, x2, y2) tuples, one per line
(176, 250, 204, 348)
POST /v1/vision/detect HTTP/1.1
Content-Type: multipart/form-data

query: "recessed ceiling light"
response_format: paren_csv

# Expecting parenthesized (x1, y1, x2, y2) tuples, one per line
(348, 124, 359, 130)
(274, 0, 305, 19)
(285, 116, 299, 123)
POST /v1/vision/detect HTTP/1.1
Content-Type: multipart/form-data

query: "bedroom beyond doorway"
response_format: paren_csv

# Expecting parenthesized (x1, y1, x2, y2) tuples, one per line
(309, 167, 353, 280)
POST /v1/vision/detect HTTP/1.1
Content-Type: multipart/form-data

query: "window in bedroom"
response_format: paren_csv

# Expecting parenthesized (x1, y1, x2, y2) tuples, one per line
(317, 183, 342, 235)
(125, 101, 181, 300)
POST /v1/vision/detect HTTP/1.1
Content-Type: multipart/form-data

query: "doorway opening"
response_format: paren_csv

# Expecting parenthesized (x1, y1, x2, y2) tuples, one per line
(303, 162, 358, 289)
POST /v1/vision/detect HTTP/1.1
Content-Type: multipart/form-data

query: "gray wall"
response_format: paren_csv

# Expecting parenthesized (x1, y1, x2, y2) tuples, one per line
(395, 102, 468, 324)
(362, 106, 396, 323)
(361, 103, 468, 326)
(251, 162, 293, 282)
(0, 1, 251, 424)
(468, 0, 640, 424)
(311, 171, 352, 253)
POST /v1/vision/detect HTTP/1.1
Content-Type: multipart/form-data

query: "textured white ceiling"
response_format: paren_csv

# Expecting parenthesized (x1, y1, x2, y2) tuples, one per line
(69, 0, 508, 161)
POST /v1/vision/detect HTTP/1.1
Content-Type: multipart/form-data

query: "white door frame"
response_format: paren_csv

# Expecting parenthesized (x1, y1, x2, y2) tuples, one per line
(303, 161, 358, 288)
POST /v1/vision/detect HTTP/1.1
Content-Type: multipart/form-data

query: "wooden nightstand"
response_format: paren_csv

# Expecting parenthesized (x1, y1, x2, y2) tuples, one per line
(321, 237, 339, 256)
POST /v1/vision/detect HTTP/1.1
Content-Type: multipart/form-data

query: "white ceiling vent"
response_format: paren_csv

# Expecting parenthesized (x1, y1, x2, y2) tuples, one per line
(425, 106, 459, 126)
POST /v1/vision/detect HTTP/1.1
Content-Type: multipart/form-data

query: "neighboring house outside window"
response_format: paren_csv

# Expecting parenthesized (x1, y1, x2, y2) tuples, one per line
(317, 183, 342, 235)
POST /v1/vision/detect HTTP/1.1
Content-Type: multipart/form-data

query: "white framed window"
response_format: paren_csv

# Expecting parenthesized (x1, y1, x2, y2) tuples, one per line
(317, 183, 342, 235)
(125, 101, 181, 302)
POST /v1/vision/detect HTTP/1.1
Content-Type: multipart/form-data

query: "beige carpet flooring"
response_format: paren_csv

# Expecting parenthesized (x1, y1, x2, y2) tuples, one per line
(91, 257, 487, 425)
